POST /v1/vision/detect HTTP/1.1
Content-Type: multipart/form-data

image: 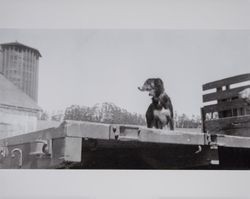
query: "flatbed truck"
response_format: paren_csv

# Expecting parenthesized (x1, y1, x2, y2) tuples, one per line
(0, 73, 249, 169)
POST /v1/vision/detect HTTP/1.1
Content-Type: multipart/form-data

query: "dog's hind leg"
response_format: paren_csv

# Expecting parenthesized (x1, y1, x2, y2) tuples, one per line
(158, 120, 163, 129)
(168, 102, 174, 130)
(169, 118, 174, 130)
(153, 118, 162, 129)
(165, 115, 174, 130)
(170, 121, 174, 130)
(146, 117, 154, 128)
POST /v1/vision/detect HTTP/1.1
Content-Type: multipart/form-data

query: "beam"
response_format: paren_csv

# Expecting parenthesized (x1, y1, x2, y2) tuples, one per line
(203, 85, 250, 102)
(203, 73, 250, 91)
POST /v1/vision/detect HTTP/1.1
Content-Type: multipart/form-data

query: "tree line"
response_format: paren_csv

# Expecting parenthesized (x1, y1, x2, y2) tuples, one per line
(64, 103, 146, 125)
(39, 102, 201, 128)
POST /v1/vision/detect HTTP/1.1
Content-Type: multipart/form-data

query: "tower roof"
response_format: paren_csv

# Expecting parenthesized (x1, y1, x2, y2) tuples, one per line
(0, 74, 41, 111)
(0, 41, 42, 57)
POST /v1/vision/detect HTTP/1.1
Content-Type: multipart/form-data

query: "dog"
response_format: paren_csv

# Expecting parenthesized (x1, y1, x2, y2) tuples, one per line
(138, 78, 174, 130)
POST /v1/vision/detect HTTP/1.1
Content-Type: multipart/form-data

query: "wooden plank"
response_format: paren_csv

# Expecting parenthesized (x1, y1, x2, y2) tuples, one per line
(222, 128, 250, 137)
(203, 73, 250, 91)
(209, 128, 250, 137)
(205, 115, 250, 133)
(137, 128, 205, 146)
(0, 126, 66, 146)
(203, 99, 248, 114)
(64, 120, 111, 139)
(109, 125, 205, 146)
(216, 135, 250, 148)
(205, 115, 250, 129)
(201, 108, 206, 133)
(64, 137, 82, 162)
(203, 85, 250, 102)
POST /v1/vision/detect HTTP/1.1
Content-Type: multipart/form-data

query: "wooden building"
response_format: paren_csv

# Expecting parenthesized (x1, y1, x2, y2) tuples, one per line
(0, 74, 41, 139)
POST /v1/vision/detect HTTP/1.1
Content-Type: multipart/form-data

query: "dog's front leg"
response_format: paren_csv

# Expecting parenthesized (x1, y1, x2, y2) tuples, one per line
(146, 103, 155, 128)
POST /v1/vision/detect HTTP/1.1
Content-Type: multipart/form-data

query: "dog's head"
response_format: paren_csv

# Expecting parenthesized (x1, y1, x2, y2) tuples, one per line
(138, 78, 165, 97)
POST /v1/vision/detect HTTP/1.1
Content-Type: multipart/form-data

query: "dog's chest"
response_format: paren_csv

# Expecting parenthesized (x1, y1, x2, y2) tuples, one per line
(153, 108, 171, 123)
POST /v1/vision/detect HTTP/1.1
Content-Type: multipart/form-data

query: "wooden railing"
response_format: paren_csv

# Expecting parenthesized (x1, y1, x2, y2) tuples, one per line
(201, 73, 250, 136)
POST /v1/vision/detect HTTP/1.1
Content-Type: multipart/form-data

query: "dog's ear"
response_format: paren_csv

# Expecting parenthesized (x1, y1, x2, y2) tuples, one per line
(145, 79, 154, 87)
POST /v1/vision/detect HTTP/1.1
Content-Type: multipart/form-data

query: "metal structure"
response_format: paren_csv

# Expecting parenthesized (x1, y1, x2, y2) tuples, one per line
(0, 121, 215, 169)
(0, 74, 250, 169)
(0, 42, 41, 102)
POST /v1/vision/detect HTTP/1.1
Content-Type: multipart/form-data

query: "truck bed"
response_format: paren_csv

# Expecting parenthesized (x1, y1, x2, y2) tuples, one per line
(0, 120, 250, 169)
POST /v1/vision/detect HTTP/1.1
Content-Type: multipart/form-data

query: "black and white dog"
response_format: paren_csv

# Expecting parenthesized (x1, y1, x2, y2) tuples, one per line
(138, 78, 174, 130)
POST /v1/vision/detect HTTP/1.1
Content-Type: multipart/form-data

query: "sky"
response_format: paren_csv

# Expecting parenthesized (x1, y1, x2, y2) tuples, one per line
(0, 29, 249, 116)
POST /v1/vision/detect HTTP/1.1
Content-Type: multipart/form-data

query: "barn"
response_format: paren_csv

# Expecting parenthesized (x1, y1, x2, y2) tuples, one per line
(0, 73, 41, 139)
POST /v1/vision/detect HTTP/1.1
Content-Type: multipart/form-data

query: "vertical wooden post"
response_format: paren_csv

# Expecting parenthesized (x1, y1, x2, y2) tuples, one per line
(217, 87, 223, 118)
(201, 108, 206, 133)
(225, 85, 233, 117)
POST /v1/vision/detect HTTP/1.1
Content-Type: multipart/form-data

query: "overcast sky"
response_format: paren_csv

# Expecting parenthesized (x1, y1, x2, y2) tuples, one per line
(0, 29, 249, 116)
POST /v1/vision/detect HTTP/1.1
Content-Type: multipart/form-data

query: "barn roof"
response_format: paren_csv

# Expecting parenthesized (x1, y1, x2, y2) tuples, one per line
(0, 74, 41, 111)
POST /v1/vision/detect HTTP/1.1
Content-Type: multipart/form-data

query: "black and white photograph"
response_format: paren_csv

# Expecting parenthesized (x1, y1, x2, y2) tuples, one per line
(0, 0, 250, 199)
(0, 29, 249, 169)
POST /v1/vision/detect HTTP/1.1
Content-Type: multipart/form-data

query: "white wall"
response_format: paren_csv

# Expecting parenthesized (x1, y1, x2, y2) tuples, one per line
(0, 106, 37, 139)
